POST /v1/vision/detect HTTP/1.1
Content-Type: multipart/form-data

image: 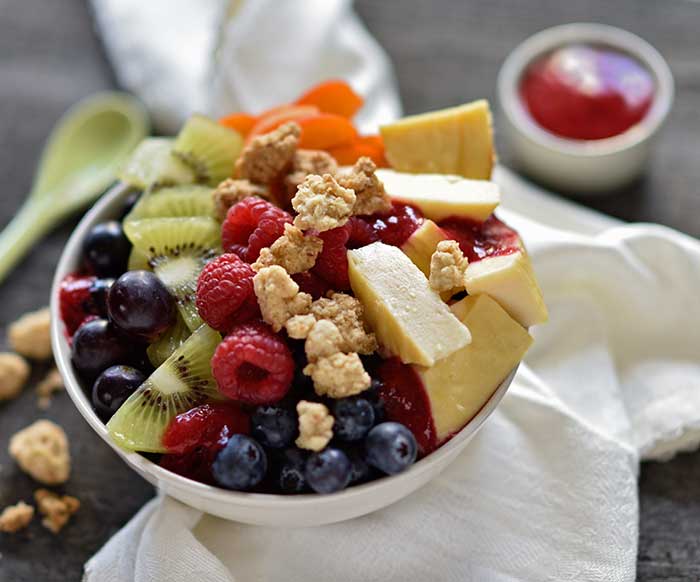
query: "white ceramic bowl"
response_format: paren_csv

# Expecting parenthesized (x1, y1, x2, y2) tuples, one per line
(51, 183, 517, 527)
(498, 23, 674, 194)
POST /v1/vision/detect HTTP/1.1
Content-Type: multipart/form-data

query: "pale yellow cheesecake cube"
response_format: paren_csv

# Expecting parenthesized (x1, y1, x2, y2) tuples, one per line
(347, 242, 471, 367)
(380, 100, 495, 179)
(400, 219, 449, 276)
(376, 170, 499, 222)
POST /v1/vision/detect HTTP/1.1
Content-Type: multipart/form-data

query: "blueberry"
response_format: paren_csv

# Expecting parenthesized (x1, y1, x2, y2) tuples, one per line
(83, 221, 131, 277)
(251, 405, 297, 449)
(89, 278, 115, 317)
(92, 365, 146, 420)
(107, 271, 176, 340)
(344, 445, 372, 484)
(305, 448, 351, 494)
(276, 448, 308, 493)
(364, 379, 386, 423)
(71, 319, 133, 381)
(213, 435, 267, 491)
(365, 422, 417, 475)
(332, 397, 375, 442)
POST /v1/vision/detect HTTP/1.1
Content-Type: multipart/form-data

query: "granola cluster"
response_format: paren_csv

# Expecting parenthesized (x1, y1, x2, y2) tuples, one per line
(8, 420, 71, 485)
(337, 157, 392, 216)
(212, 179, 270, 221)
(295, 400, 334, 452)
(253, 266, 312, 332)
(0, 352, 30, 401)
(0, 501, 34, 533)
(292, 174, 356, 232)
(252, 223, 323, 274)
(429, 240, 468, 293)
(34, 489, 80, 534)
(284, 149, 338, 200)
(36, 368, 64, 410)
(234, 122, 300, 184)
(9, 307, 52, 360)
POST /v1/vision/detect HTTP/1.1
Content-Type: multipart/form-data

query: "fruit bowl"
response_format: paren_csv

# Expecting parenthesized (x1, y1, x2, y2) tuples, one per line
(51, 182, 518, 527)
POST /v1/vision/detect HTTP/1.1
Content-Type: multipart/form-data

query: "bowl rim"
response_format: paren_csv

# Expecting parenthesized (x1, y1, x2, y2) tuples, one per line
(51, 182, 517, 509)
(497, 22, 674, 157)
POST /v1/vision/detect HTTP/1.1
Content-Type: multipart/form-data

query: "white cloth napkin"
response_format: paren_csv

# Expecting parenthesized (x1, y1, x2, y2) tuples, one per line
(86, 2, 700, 581)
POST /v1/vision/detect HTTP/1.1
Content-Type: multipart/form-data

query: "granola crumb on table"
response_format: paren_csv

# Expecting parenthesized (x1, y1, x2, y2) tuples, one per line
(234, 122, 300, 184)
(337, 156, 392, 216)
(252, 223, 323, 274)
(0, 352, 30, 401)
(0, 501, 34, 533)
(304, 352, 371, 399)
(212, 178, 270, 221)
(9, 420, 71, 485)
(296, 400, 334, 452)
(253, 266, 311, 332)
(429, 240, 468, 293)
(8, 307, 52, 360)
(292, 174, 356, 232)
(284, 149, 338, 200)
(34, 489, 80, 534)
(36, 368, 65, 410)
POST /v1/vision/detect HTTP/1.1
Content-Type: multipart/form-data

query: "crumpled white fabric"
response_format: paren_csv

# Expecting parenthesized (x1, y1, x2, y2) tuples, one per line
(85, 2, 700, 581)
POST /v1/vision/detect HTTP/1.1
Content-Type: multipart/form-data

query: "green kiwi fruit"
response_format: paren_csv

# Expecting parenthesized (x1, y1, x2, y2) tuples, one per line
(107, 324, 222, 453)
(124, 217, 221, 331)
(127, 247, 150, 271)
(172, 115, 244, 186)
(125, 185, 214, 224)
(119, 138, 196, 190)
(147, 314, 191, 367)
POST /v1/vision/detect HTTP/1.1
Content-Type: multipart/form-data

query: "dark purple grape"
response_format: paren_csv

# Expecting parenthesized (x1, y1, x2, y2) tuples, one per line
(71, 319, 133, 381)
(83, 221, 131, 277)
(92, 365, 146, 420)
(89, 278, 115, 317)
(107, 271, 176, 340)
(120, 190, 143, 219)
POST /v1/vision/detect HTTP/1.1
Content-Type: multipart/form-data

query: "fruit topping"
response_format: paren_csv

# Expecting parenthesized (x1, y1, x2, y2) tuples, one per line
(91, 365, 146, 421)
(364, 202, 423, 247)
(252, 223, 323, 274)
(380, 100, 494, 179)
(276, 447, 308, 493)
(118, 137, 196, 190)
(221, 197, 292, 263)
(291, 270, 331, 300)
(365, 422, 418, 475)
(336, 157, 391, 216)
(212, 179, 271, 221)
(305, 447, 351, 494)
(172, 114, 244, 186)
(212, 434, 267, 491)
(253, 266, 312, 333)
(106, 324, 222, 453)
(146, 315, 191, 367)
(251, 405, 298, 449)
(234, 122, 300, 184)
(124, 185, 214, 223)
(377, 170, 499, 223)
(348, 242, 471, 367)
(124, 216, 221, 330)
(439, 214, 520, 262)
(332, 396, 375, 442)
(312, 225, 351, 290)
(107, 271, 176, 340)
(196, 253, 259, 333)
(211, 321, 294, 405)
(59, 275, 113, 336)
(346, 216, 379, 248)
(71, 319, 134, 381)
(291, 174, 355, 233)
(82, 221, 131, 278)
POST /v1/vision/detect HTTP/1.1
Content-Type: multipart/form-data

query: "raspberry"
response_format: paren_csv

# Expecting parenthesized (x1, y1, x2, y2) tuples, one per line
(221, 197, 292, 263)
(312, 225, 351, 290)
(160, 448, 218, 485)
(368, 202, 423, 247)
(212, 322, 295, 404)
(346, 216, 379, 249)
(292, 271, 331, 300)
(196, 254, 259, 332)
(58, 274, 111, 337)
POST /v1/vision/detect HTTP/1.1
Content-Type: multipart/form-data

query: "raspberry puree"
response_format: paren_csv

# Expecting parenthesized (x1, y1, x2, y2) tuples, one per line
(520, 44, 654, 140)
(439, 215, 520, 263)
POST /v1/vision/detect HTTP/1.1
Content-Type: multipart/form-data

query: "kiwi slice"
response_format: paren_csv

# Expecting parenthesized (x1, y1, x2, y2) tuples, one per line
(119, 138, 196, 190)
(127, 247, 150, 271)
(147, 314, 191, 367)
(125, 185, 214, 224)
(124, 217, 221, 331)
(172, 115, 244, 186)
(107, 324, 222, 453)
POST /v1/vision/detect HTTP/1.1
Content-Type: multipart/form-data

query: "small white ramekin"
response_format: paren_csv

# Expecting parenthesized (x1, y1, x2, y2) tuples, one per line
(50, 183, 517, 527)
(498, 23, 674, 194)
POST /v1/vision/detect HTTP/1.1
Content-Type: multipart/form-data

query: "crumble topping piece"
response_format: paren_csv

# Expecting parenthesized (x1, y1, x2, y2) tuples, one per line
(0, 501, 34, 533)
(253, 266, 311, 332)
(212, 178, 270, 221)
(252, 223, 323, 274)
(309, 293, 378, 355)
(285, 313, 317, 339)
(284, 149, 338, 199)
(337, 157, 392, 216)
(0, 352, 30, 401)
(36, 368, 64, 410)
(304, 320, 345, 361)
(8, 307, 52, 360)
(429, 240, 468, 293)
(234, 122, 300, 184)
(9, 420, 71, 485)
(34, 489, 79, 534)
(295, 400, 334, 452)
(304, 352, 371, 399)
(292, 174, 356, 232)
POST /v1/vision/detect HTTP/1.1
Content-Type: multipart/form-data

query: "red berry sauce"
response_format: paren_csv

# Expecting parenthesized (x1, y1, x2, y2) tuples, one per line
(520, 44, 654, 140)
(439, 215, 520, 263)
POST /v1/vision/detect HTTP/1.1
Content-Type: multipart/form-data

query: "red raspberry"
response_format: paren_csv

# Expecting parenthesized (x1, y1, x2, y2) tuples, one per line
(368, 202, 423, 247)
(59, 274, 97, 336)
(196, 253, 259, 332)
(221, 197, 292, 262)
(160, 449, 218, 484)
(212, 322, 294, 405)
(346, 216, 379, 248)
(292, 271, 331, 300)
(312, 225, 351, 290)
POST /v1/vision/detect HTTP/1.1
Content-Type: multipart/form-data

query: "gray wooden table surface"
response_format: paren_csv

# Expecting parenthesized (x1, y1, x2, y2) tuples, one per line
(1, 0, 699, 580)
